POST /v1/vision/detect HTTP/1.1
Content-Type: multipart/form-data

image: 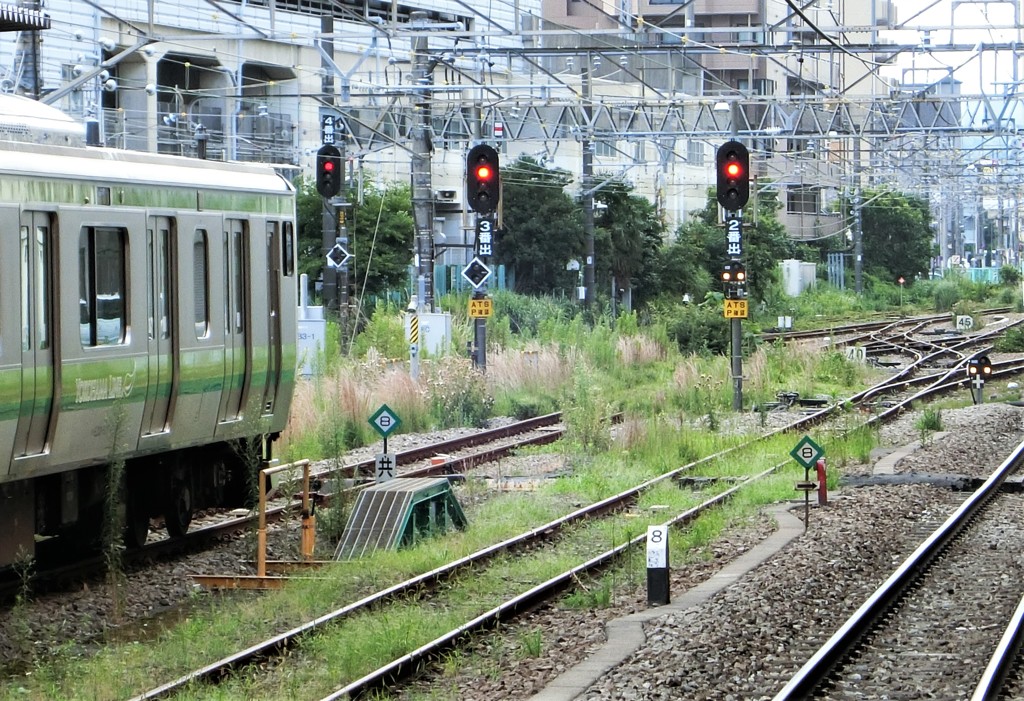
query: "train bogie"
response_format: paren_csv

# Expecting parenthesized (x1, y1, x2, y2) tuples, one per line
(0, 96, 297, 568)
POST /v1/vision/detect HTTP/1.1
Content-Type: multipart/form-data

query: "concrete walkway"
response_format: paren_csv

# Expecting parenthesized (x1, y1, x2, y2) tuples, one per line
(529, 503, 806, 701)
(872, 432, 947, 474)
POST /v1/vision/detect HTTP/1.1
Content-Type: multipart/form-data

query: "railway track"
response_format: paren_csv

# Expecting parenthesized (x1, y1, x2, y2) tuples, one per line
(773, 440, 1024, 699)
(0, 412, 575, 602)
(123, 318, 1024, 700)
(758, 307, 1013, 345)
(11, 310, 1011, 603)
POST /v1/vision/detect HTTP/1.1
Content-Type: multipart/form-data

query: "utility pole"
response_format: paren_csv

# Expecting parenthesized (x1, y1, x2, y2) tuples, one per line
(853, 138, 863, 294)
(409, 11, 435, 312)
(320, 13, 339, 312)
(581, 58, 595, 309)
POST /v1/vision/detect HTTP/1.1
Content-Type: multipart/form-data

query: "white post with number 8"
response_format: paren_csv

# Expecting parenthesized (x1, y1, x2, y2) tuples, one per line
(646, 524, 670, 606)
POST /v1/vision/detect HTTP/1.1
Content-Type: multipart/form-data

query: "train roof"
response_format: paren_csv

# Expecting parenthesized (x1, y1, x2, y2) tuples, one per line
(0, 92, 85, 146)
(0, 94, 293, 195)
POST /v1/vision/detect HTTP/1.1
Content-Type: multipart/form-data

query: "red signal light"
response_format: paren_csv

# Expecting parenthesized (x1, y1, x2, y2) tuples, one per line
(466, 144, 500, 214)
(716, 140, 750, 209)
(315, 143, 342, 198)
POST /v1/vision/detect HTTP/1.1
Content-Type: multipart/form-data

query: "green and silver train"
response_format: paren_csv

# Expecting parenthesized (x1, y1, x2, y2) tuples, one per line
(0, 95, 297, 567)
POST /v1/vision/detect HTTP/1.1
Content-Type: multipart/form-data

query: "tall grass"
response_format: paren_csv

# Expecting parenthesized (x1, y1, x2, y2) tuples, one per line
(488, 344, 574, 419)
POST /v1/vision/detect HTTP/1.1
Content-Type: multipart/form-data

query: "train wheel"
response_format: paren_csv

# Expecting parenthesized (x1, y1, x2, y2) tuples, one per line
(164, 481, 193, 537)
(124, 498, 151, 549)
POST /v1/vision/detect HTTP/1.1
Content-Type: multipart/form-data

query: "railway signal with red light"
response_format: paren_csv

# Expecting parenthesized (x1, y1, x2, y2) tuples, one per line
(716, 140, 750, 210)
(466, 144, 500, 214)
(316, 144, 342, 198)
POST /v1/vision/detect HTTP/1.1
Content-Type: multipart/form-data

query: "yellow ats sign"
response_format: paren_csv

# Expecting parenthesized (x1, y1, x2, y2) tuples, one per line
(723, 299, 748, 319)
(468, 298, 493, 318)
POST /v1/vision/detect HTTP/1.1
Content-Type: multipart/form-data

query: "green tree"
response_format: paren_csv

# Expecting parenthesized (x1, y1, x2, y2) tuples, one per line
(294, 176, 414, 303)
(744, 186, 798, 300)
(349, 183, 414, 301)
(594, 179, 666, 306)
(295, 175, 325, 282)
(859, 189, 935, 283)
(655, 188, 794, 304)
(497, 156, 585, 295)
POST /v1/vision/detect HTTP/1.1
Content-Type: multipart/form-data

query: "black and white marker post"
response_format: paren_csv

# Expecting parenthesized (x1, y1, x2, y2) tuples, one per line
(646, 524, 670, 606)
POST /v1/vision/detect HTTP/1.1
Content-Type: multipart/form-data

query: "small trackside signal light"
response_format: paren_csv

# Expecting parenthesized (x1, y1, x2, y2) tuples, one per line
(721, 260, 746, 297)
(316, 144, 343, 198)
(967, 356, 992, 378)
(716, 140, 750, 210)
(466, 144, 500, 214)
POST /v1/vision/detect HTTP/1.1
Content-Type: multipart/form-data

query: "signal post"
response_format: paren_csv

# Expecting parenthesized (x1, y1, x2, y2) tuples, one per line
(463, 144, 500, 371)
(317, 116, 349, 317)
(716, 141, 750, 411)
(966, 354, 992, 404)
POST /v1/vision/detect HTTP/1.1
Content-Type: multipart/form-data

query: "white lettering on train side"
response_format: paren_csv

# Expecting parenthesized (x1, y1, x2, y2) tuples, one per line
(74, 368, 136, 403)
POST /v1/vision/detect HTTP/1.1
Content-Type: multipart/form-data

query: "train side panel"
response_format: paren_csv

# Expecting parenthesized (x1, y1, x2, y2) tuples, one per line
(0, 204, 21, 472)
(44, 207, 149, 475)
(0, 128, 298, 567)
(0, 203, 33, 567)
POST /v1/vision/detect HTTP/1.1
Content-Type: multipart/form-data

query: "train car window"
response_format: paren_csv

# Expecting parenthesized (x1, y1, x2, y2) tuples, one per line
(194, 230, 210, 339)
(158, 227, 170, 339)
(35, 225, 49, 350)
(20, 227, 29, 350)
(96, 187, 111, 206)
(20, 220, 50, 352)
(146, 230, 154, 340)
(79, 226, 126, 347)
(232, 228, 245, 334)
(282, 221, 294, 277)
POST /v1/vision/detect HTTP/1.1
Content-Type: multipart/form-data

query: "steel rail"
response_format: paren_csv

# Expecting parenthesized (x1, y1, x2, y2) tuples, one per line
(0, 413, 570, 602)
(971, 592, 1024, 700)
(772, 441, 1024, 700)
(128, 435, 711, 700)
(129, 333, 1024, 700)
(320, 465, 778, 701)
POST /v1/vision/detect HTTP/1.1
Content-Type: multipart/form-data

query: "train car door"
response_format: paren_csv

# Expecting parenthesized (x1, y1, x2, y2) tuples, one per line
(142, 217, 176, 435)
(219, 220, 249, 422)
(263, 221, 281, 414)
(14, 211, 53, 457)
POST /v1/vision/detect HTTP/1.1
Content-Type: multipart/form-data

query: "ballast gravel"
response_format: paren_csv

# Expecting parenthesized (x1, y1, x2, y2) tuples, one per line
(3, 402, 1024, 701)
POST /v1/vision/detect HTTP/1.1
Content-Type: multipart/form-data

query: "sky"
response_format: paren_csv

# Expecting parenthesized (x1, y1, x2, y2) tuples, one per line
(880, 0, 1022, 94)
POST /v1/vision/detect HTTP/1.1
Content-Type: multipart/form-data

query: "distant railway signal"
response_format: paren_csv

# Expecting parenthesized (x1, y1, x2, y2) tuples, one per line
(721, 260, 746, 299)
(316, 144, 342, 198)
(967, 355, 992, 378)
(466, 144, 500, 214)
(716, 140, 749, 210)
(721, 260, 746, 284)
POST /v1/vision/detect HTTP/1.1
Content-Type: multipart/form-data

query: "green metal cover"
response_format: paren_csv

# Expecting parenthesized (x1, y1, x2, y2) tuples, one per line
(334, 477, 467, 560)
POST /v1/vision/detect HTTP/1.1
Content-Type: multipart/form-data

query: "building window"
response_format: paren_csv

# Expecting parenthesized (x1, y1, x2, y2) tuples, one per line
(595, 140, 617, 158)
(687, 140, 705, 166)
(787, 187, 820, 214)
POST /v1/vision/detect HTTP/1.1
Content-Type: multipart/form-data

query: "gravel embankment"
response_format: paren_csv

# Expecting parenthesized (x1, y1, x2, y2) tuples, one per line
(399, 402, 1024, 700)
(3, 402, 1023, 700)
